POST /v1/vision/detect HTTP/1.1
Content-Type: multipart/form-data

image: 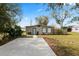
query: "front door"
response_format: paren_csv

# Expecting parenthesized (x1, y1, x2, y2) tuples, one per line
(32, 28, 36, 35)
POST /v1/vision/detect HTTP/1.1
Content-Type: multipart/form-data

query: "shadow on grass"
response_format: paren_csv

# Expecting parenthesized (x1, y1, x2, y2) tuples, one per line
(39, 33, 72, 36)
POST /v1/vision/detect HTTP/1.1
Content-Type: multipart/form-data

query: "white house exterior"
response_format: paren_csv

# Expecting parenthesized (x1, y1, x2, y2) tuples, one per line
(72, 25, 79, 32)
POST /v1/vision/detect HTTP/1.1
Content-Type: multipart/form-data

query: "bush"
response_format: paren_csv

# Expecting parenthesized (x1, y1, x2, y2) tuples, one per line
(4, 25, 22, 38)
(67, 27, 72, 32)
(57, 29, 63, 35)
(14, 25, 22, 37)
(0, 25, 22, 45)
(56, 29, 67, 35)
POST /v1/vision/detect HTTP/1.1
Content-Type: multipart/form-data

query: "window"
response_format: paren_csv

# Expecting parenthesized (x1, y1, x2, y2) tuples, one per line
(48, 28, 51, 33)
(43, 28, 46, 33)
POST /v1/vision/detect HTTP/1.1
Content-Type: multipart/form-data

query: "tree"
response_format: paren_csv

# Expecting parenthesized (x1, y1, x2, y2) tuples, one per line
(0, 3, 22, 33)
(0, 3, 22, 38)
(70, 3, 79, 23)
(35, 16, 48, 26)
(47, 3, 71, 29)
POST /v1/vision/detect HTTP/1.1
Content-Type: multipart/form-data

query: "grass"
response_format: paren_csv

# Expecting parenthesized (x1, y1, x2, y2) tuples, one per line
(38, 32, 79, 56)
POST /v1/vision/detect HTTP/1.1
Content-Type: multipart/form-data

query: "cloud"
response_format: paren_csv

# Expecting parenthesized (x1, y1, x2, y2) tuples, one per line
(37, 8, 44, 12)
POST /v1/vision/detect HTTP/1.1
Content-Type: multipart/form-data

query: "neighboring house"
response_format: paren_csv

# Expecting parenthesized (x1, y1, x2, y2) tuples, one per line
(68, 25, 79, 32)
(26, 25, 54, 35)
(72, 26, 79, 32)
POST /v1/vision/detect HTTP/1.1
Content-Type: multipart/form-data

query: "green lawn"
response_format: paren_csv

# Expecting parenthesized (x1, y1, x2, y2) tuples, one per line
(38, 32, 79, 56)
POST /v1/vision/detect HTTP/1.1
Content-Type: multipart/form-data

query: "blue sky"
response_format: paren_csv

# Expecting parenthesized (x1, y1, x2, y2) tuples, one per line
(17, 3, 79, 28)
(17, 3, 57, 27)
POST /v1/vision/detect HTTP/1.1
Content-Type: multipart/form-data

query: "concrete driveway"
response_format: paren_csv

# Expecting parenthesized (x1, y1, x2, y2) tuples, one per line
(0, 38, 56, 56)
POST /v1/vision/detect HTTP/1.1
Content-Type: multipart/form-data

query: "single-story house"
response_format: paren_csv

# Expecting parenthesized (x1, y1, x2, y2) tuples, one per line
(67, 25, 79, 32)
(72, 26, 79, 32)
(26, 25, 55, 35)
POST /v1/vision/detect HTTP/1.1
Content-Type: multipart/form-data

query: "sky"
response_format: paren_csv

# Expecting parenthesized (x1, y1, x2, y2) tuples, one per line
(17, 3, 57, 28)
(17, 3, 79, 28)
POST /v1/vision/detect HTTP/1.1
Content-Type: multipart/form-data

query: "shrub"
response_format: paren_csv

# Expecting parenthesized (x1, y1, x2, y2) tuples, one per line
(57, 29, 63, 35)
(4, 25, 22, 38)
(67, 27, 72, 32)
(56, 29, 67, 35)
(14, 25, 22, 37)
